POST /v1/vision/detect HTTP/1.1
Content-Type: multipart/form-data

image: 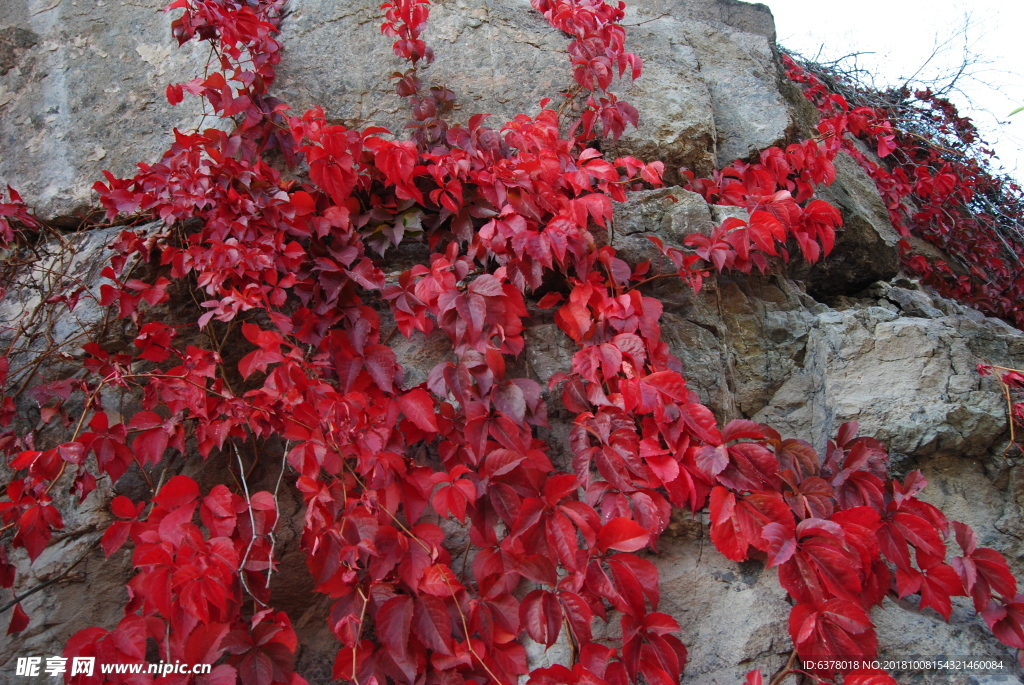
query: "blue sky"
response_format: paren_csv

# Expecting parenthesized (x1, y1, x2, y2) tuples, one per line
(765, 0, 1024, 179)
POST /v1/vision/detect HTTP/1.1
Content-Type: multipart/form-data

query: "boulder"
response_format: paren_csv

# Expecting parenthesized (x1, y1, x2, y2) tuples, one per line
(275, 0, 794, 179)
(752, 294, 1022, 460)
(608, 186, 715, 267)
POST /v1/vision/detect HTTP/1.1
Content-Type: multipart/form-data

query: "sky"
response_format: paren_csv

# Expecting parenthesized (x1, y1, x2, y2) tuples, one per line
(764, 0, 1024, 180)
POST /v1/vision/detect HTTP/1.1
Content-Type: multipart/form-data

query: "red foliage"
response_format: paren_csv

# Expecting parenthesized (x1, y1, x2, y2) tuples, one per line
(783, 55, 1024, 328)
(0, 2, 1021, 685)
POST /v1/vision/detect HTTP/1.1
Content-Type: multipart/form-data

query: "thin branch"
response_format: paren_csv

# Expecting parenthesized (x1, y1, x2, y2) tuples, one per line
(233, 441, 268, 608)
(0, 535, 102, 615)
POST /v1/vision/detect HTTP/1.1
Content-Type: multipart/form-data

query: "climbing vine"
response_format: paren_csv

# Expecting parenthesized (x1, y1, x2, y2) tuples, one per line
(782, 53, 1024, 329)
(0, 2, 1022, 684)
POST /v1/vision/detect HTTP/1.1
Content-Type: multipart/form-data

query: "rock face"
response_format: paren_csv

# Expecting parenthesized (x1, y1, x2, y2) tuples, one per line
(0, 0, 210, 224)
(1, 0, 795, 222)
(785, 151, 902, 296)
(2, 0, 1024, 684)
(274, 0, 794, 178)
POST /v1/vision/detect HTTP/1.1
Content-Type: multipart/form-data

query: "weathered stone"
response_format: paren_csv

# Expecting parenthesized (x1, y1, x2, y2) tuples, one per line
(653, 532, 795, 684)
(0, 26, 38, 76)
(786, 151, 901, 296)
(275, 0, 795, 178)
(524, 321, 575, 387)
(669, 273, 818, 420)
(0, 1, 210, 223)
(0, 226, 135, 395)
(609, 186, 714, 267)
(622, 0, 792, 166)
(0, 0, 801, 222)
(603, 12, 718, 177)
(886, 285, 945, 319)
(674, 20, 790, 165)
(751, 299, 1023, 459)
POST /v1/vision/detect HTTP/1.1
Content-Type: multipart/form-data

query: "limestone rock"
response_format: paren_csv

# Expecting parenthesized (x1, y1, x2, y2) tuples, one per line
(608, 186, 714, 267)
(0, 0, 801, 223)
(0, 0, 210, 224)
(786, 151, 902, 296)
(751, 302, 1023, 459)
(602, 12, 718, 177)
(654, 532, 795, 684)
(274, 0, 793, 180)
(671, 19, 790, 166)
(885, 285, 945, 319)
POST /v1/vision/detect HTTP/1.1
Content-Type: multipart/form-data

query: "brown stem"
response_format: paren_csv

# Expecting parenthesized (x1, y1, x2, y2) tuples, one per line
(768, 649, 799, 685)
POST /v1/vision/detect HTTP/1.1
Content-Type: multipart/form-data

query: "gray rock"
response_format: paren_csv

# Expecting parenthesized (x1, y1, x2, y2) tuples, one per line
(608, 186, 714, 267)
(786, 151, 902, 296)
(751, 297, 1023, 459)
(887, 286, 945, 319)
(673, 19, 791, 166)
(603, 12, 718, 177)
(710, 203, 750, 225)
(0, 0, 801, 224)
(654, 530, 795, 684)
(622, 0, 791, 166)
(275, 0, 793, 180)
(0, 225, 136, 394)
(0, 0, 210, 223)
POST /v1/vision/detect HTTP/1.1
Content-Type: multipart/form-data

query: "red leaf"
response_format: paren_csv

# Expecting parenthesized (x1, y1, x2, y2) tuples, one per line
(15, 502, 62, 562)
(133, 427, 169, 466)
(708, 487, 748, 562)
(398, 388, 438, 432)
(376, 595, 415, 682)
(414, 596, 453, 655)
(537, 292, 564, 309)
(680, 403, 723, 444)
(598, 518, 650, 553)
(166, 83, 184, 105)
(111, 495, 140, 519)
(420, 563, 463, 596)
(641, 371, 688, 403)
(918, 563, 965, 620)
(101, 520, 132, 556)
(558, 591, 594, 644)
(790, 599, 877, 674)
(981, 595, 1024, 649)
(7, 603, 29, 634)
(761, 522, 797, 567)
(153, 475, 200, 509)
(520, 589, 562, 647)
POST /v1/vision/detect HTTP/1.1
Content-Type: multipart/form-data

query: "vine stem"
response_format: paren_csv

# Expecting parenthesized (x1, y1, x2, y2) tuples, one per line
(0, 535, 101, 615)
(263, 439, 289, 589)
(769, 649, 799, 685)
(41, 377, 110, 497)
(232, 441, 268, 608)
(984, 364, 1022, 453)
(351, 586, 369, 685)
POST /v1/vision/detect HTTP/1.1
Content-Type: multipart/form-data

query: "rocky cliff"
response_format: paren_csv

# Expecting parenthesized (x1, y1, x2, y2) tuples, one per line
(1, 1, 1022, 683)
